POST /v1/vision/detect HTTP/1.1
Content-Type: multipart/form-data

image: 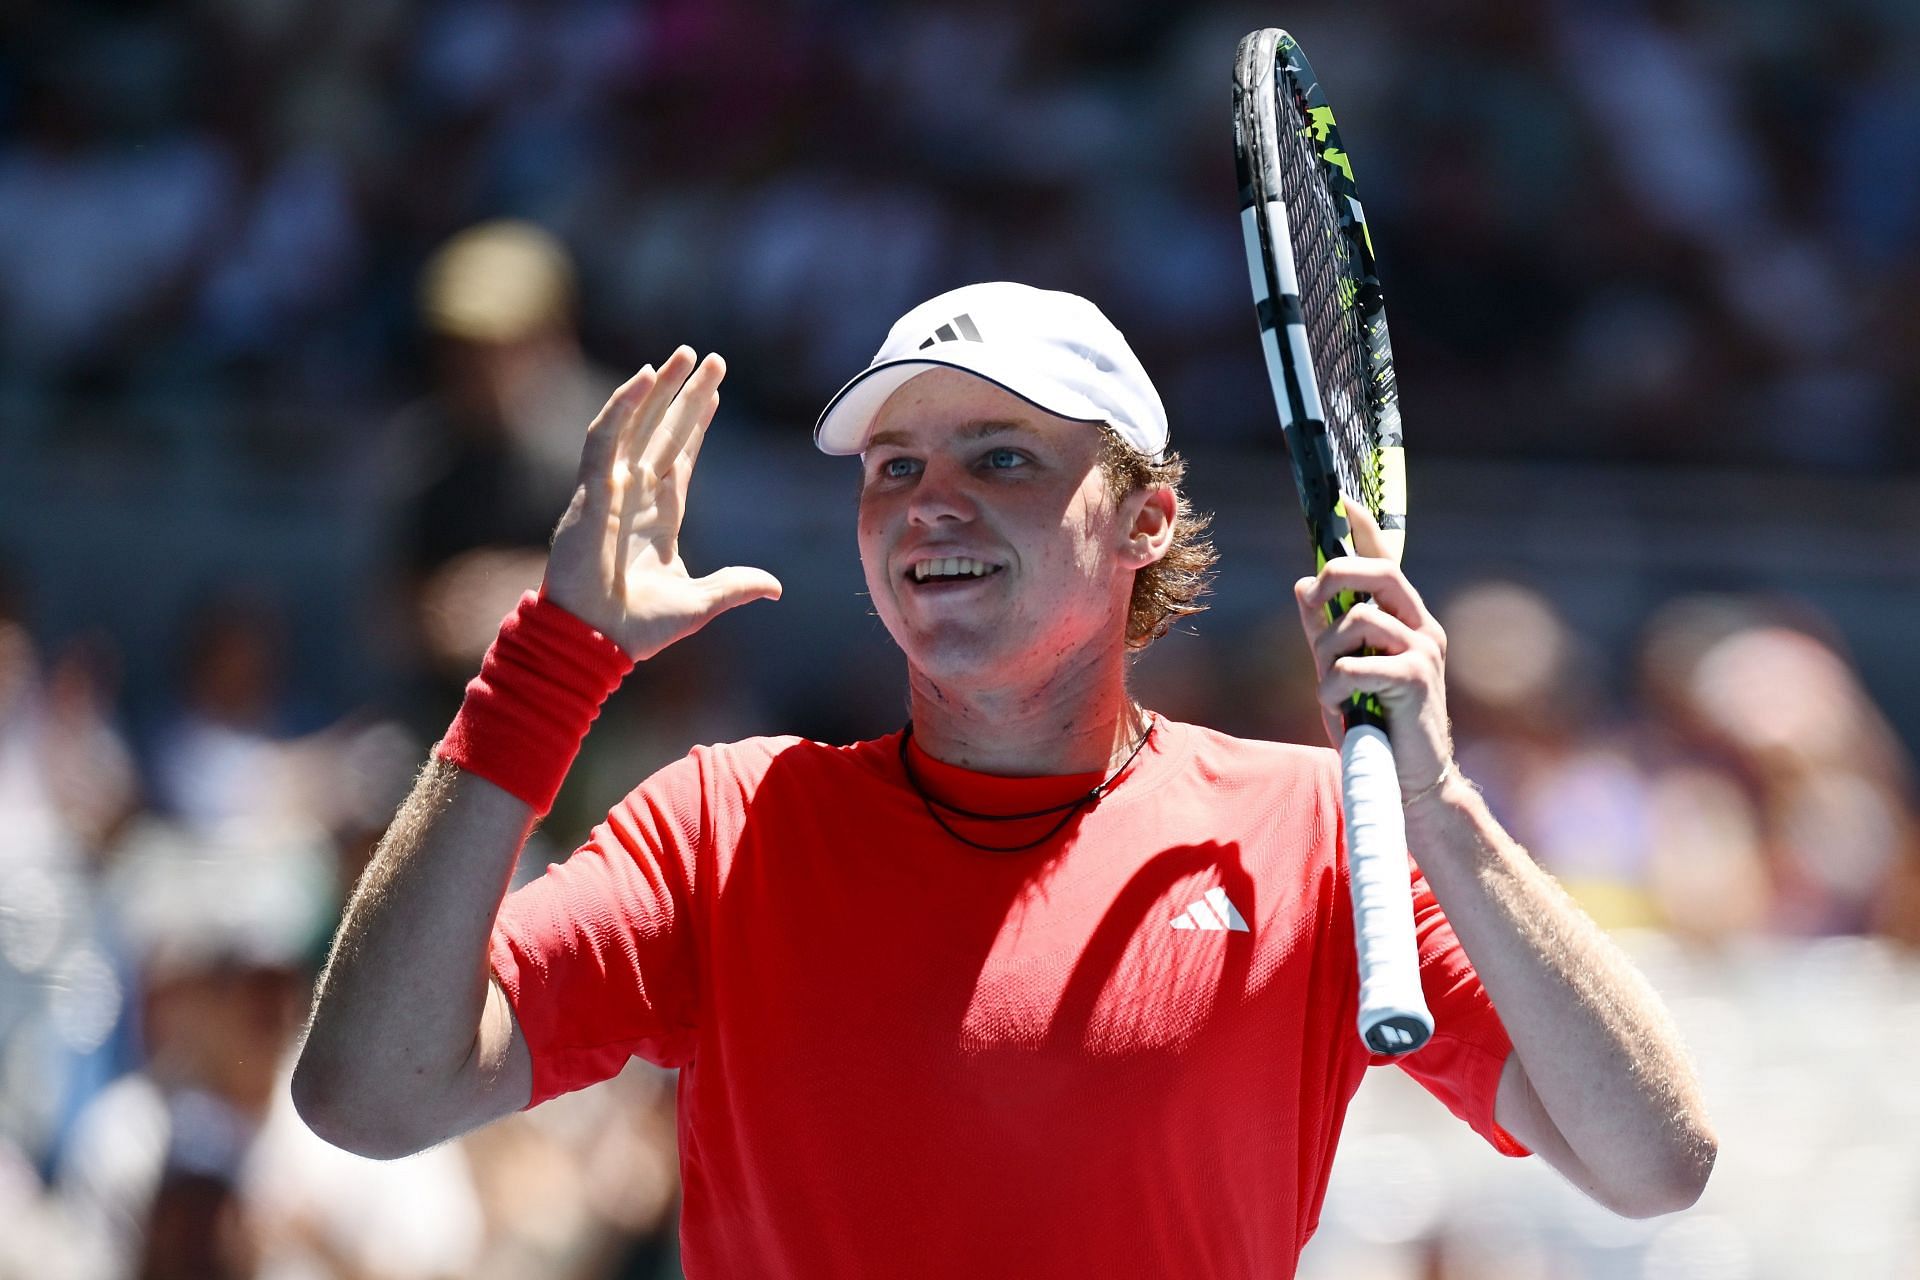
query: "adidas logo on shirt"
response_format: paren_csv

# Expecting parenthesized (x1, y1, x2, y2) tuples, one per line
(1169, 887, 1250, 933)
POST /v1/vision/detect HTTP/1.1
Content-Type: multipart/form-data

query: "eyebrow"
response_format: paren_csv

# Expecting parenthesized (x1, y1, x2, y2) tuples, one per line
(864, 418, 1029, 451)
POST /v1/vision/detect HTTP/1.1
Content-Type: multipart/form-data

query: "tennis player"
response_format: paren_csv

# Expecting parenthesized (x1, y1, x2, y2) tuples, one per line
(295, 283, 1715, 1277)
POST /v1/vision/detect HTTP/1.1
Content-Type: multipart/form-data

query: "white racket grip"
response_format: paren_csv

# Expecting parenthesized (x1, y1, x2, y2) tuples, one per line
(1341, 724, 1435, 1056)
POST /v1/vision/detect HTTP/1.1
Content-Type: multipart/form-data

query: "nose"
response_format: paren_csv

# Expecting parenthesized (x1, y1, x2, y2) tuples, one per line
(905, 458, 977, 527)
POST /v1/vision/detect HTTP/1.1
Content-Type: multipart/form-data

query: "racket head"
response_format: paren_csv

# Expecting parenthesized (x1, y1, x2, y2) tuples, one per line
(1233, 28, 1405, 572)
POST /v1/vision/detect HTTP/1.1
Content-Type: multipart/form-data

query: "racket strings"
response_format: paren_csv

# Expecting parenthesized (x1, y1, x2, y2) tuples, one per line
(1271, 95, 1381, 519)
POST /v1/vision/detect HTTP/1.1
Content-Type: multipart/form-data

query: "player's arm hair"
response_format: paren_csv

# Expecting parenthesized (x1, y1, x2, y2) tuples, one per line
(292, 757, 535, 1158)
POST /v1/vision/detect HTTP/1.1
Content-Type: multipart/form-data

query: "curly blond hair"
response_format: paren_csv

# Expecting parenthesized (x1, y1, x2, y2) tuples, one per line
(1097, 427, 1217, 649)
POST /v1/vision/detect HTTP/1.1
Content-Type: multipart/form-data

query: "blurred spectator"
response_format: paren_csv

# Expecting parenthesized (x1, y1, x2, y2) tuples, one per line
(385, 219, 619, 718)
(49, 827, 488, 1280)
(149, 592, 308, 829)
(0, 575, 140, 1177)
(0, 600, 141, 869)
(457, 1062, 681, 1280)
(0, 58, 229, 378)
(1637, 596, 1920, 940)
(1439, 581, 1920, 948)
(1146, 569, 1920, 958)
(1440, 579, 1673, 931)
(54, 834, 314, 1280)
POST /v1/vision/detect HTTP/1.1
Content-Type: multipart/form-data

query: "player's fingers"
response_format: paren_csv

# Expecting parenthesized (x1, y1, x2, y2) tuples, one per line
(676, 386, 715, 474)
(1302, 556, 1433, 630)
(552, 367, 657, 587)
(651, 390, 721, 565)
(1293, 576, 1330, 644)
(695, 566, 784, 621)
(1342, 500, 1400, 565)
(667, 386, 719, 498)
(1311, 600, 1427, 676)
(1317, 652, 1431, 709)
(663, 387, 719, 511)
(577, 365, 656, 490)
(635, 353, 725, 486)
(615, 346, 699, 479)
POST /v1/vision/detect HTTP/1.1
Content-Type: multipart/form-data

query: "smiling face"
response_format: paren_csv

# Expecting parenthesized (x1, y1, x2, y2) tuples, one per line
(857, 369, 1154, 690)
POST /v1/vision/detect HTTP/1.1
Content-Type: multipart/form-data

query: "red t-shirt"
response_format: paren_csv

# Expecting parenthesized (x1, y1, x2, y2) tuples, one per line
(488, 718, 1527, 1278)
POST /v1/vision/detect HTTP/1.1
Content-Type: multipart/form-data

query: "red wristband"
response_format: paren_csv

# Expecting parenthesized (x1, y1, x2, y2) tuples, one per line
(435, 591, 634, 816)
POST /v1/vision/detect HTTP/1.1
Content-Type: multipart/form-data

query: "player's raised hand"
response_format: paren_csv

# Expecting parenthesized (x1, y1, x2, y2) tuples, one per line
(543, 348, 781, 661)
(1292, 501, 1452, 797)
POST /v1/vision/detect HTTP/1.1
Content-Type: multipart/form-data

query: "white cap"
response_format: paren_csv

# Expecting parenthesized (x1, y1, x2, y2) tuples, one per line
(813, 282, 1169, 460)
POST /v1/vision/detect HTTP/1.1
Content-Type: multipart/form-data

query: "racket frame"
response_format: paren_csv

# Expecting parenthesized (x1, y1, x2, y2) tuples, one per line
(1234, 27, 1433, 1057)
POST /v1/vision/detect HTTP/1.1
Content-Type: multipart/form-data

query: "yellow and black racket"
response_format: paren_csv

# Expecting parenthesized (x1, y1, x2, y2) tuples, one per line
(1234, 28, 1430, 1056)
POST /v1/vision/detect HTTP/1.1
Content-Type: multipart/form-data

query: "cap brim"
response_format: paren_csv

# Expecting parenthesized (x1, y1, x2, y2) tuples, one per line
(813, 352, 1107, 455)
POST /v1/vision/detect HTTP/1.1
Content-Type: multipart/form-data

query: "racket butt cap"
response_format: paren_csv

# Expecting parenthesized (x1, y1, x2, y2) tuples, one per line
(1361, 1011, 1433, 1056)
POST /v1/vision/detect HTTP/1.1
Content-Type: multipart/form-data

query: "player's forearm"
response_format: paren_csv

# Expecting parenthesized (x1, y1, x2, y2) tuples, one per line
(293, 757, 533, 1148)
(1404, 776, 1716, 1213)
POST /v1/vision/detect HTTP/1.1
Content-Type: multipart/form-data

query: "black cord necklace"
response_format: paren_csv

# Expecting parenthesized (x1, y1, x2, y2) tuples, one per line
(897, 713, 1157, 853)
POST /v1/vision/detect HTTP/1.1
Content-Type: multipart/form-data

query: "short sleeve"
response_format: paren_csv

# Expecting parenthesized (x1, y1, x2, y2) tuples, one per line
(487, 751, 707, 1107)
(1374, 864, 1531, 1158)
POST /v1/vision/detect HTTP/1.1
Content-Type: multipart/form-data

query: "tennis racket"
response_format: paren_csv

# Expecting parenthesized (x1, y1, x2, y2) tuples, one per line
(1233, 28, 1432, 1056)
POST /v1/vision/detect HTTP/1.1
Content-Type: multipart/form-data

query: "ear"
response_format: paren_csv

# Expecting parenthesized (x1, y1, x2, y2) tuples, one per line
(1117, 484, 1176, 570)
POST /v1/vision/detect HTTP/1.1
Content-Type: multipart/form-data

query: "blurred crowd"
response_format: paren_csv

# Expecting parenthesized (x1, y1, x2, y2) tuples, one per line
(2, 0, 1917, 467)
(2, 0, 1919, 1276)
(0, 565, 694, 1279)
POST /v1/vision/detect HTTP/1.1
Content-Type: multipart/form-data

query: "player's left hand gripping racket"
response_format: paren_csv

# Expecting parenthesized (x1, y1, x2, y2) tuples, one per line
(1233, 28, 1433, 1056)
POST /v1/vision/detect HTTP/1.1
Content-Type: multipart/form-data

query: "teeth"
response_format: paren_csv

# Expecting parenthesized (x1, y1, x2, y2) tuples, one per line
(912, 556, 992, 581)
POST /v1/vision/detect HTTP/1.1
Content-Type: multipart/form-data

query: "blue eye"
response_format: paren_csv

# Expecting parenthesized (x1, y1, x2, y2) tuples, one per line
(881, 457, 919, 479)
(984, 447, 1026, 469)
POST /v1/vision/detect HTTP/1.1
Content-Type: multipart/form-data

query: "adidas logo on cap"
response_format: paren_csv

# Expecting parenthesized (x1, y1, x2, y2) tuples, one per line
(918, 313, 983, 349)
